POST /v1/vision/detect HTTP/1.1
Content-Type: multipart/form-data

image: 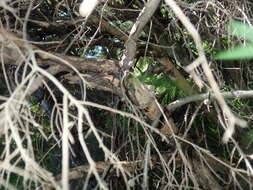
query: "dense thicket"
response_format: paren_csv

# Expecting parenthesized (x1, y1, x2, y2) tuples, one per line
(1, 0, 253, 189)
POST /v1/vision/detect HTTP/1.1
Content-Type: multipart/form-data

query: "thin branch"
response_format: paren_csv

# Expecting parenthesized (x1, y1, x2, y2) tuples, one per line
(167, 90, 253, 111)
(164, 0, 247, 143)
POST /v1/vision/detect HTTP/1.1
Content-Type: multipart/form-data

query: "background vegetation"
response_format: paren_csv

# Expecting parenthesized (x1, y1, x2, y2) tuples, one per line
(1, 0, 253, 189)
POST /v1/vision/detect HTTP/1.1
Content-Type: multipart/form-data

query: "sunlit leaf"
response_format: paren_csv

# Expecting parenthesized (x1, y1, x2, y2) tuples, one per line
(228, 21, 253, 42)
(215, 45, 253, 60)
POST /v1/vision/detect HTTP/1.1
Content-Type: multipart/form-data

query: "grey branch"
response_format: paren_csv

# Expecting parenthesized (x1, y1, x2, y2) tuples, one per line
(167, 90, 253, 111)
(120, 0, 161, 71)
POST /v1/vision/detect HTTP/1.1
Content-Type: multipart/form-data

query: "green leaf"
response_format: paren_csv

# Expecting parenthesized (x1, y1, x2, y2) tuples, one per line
(215, 45, 253, 60)
(228, 21, 253, 42)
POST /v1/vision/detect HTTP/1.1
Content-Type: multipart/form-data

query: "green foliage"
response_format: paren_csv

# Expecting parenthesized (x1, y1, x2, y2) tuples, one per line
(228, 22, 253, 42)
(29, 103, 39, 112)
(160, 7, 174, 19)
(188, 40, 215, 56)
(134, 57, 185, 104)
(216, 45, 253, 60)
(29, 103, 47, 116)
(238, 128, 253, 155)
(134, 57, 155, 76)
(203, 40, 216, 55)
(138, 73, 182, 103)
(245, 129, 253, 143)
(230, 98, 244, 110)
(119, 21, 146, 37)
(187, 41, 198, 55)
(215, 21, 253, 60)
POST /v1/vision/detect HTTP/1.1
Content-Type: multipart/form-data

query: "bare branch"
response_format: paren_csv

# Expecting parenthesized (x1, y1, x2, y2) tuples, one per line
(164, 0, 247, 143)
(167, 90, 253, 111)
(120, 0, 162, 71)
